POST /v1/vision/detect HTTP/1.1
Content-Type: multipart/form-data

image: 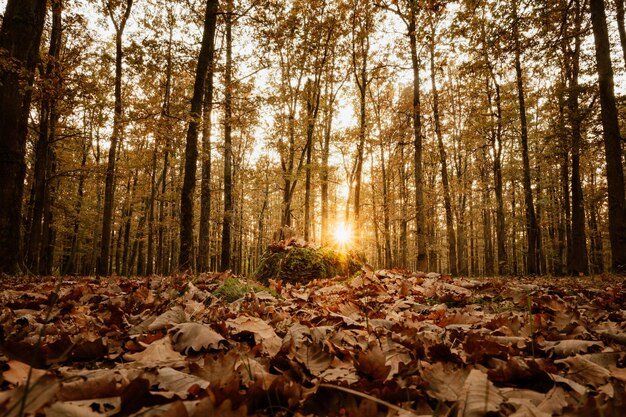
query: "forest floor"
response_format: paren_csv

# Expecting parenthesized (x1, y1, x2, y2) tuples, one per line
(1, 269, 625, 417)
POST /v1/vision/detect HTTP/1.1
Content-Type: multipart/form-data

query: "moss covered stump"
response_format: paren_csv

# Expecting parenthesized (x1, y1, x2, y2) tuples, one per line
(254, 239, 362, 285)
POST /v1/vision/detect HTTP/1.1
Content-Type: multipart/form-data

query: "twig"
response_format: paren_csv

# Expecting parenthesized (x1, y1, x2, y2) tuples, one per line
(318, 383, 419, 417)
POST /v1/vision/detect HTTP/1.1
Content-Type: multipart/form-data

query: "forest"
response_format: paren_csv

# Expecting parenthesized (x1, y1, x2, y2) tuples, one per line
(0, 0, 623, 278)
(2, 0, 626, 416)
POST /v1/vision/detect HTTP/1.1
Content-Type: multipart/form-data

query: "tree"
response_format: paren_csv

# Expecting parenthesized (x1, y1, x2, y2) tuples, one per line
(589, 0, 626, 273)
(512, 0, 539, 274)
(98, 0, 133, 275)
(26, 1, 63, 274)
(179, 0, 219, 271)
(221, 0, 233, 272)
(427, 4, 457, 275)
(0, 0, 47, 274)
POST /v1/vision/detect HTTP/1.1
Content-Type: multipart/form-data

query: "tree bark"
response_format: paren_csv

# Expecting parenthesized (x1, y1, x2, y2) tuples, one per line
(616, 0, 626, 65)
(98, 0, 133, 275)
(0, 0, 47, 274)
(179, 0, 218, 271)
(25, 2, 61, 274)
(221, 0, 233, 271)
(568, 0, 589, 275)
(199, 17, 216, 272)
(590, 0, 626, 272)
(408, 3, 428, 273)
(513, 0, 538, 274)
(429, 22, 457, 275)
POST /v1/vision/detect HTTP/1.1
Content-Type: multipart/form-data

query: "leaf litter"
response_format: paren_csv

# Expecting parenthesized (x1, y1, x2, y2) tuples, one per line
(0, 271, 625, 416)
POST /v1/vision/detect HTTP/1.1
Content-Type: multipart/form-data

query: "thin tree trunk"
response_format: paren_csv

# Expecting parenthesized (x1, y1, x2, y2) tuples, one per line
(199, 21, 216, 272)
(26, 4, 61, 273)
(221, 0, 233, 271)
(408, 4, 427, 272)
(513, 0, 538, 274)
(590, 0, 626, 272)
(98, 0, 133, 275)
(157, 16, 174, 275)
(429, 27, 457, 275)
(487, 68, 508, 275)
(616, 0, 626, 65)
(179, 0, 219, 271)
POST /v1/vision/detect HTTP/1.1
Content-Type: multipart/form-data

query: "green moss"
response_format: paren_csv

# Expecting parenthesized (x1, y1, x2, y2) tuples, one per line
(213, 277, 279, 303)
(255, 245, 362, 285)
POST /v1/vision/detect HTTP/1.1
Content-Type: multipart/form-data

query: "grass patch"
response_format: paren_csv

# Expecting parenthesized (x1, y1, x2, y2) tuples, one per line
(213, 277, 279, 303)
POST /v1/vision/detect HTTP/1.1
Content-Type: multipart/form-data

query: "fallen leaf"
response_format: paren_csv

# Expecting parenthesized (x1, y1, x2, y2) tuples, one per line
(456, 369, 504, 417)
(169, 322, 227, 354)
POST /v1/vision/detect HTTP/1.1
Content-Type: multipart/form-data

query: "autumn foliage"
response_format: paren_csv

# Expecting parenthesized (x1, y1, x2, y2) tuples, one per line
(1, 271, 626, 416)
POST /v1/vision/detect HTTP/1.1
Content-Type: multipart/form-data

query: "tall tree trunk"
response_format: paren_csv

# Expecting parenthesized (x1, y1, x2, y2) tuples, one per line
(0, 0, 47, 274)
(590, 0, 626, 272)
(616, 0, 626, 64)
(353, 67, 367, 246)
(409, 4, 427, 272)
(98, 0, 133, 275)
(157, 15, 174, 275)
(146, 146, 157, 275)
(64, 136, 88, 275)
(199, 20, 216, 272)
(513, 0, 538, 274)
(486, 67, 508, 275)
(179, 0, 218, 271)
(481, 158, 494, 276)
(589, 170, 605, 273)
(26, 2, 61, 274)
(429, 26, 457, 275)
(568, 0, 589, 275)
(221, 0, 233, 271)
(320, 106, 332, 244)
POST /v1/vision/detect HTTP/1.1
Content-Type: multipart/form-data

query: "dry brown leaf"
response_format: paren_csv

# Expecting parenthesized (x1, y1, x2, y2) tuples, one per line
(157, 367, 210, 395)
(44, 401, 103, 417)
(542, 339, 604, 357)
(456, 369, 504, 417)
(169, 322, 227, 354)
(294, 342, 333, 376)
(555, 354, 611, 386)
(123, 337, 186, 366)
(148, 306, 187, 331)
(0, 374, 60, 417)
(191, 351, 240, 388)
(2, 360, 47, 386)
(189, 396, 247, 417)
(422, 362, 469, 402)
(354, 345, 391, 380)
(57, 370, 119, 401)
(227, 315, 282, 356)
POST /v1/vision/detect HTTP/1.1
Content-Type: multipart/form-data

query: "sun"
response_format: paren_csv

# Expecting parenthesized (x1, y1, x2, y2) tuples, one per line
(333, 222, 353, 247)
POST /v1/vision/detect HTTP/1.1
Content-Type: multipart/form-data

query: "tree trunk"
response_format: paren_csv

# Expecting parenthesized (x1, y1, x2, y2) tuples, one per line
(179, 0, 218, 271)
(199, 20, 216, 272)
(568, 0, 589, 275)
(27, 4, 61, 274)
(616, 0, 626, 65)
(409, 4, 427, 272)
(98, 0, 133, 275)
(157, 16, 174, 275)
(487, 69, 508, 275)
(590, 0, 626, 272)
(221, 0, 233, 271)
(0, 0, 47, 274)
(429, 27, 457, 275)
(513, 0, 538, 274)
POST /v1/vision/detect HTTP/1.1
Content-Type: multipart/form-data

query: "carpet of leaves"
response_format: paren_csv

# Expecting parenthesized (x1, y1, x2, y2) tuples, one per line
(1, 268, 626, 416)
